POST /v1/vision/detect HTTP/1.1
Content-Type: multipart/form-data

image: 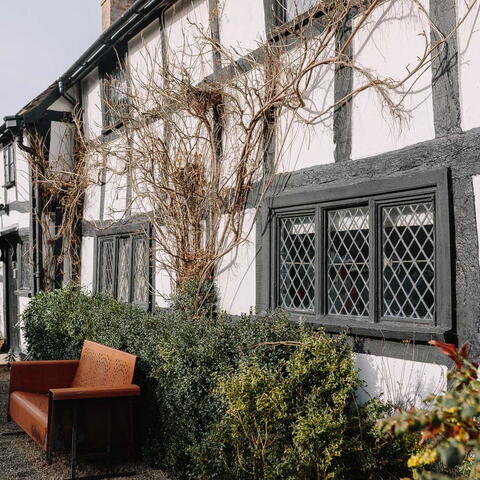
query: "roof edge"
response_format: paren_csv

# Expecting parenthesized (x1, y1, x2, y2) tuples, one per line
(2, 0, 174, 132)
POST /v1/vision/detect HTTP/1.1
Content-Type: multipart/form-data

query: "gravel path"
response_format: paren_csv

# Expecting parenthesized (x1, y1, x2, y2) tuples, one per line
(0, 367, 170, 480)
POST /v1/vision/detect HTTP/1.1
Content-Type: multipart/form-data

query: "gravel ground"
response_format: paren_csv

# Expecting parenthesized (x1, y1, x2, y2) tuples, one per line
(0, 367, 170, 480)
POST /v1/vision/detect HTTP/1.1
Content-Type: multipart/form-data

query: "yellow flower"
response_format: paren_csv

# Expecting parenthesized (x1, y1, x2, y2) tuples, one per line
(407, 449, 438, 468)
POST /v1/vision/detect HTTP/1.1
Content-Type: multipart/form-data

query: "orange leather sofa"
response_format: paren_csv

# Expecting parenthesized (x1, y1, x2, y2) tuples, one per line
(8, 340, 141, 479)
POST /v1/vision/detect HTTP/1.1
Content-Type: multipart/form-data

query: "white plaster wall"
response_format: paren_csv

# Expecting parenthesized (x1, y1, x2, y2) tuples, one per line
(49, 121, 74, 172)
(83, 152, 103, 222)
(128, 19, 162, 111)
(155, 258, 173, 309)
(80, 236, 95, 292)
(164, 0, 212, 84)
(457, 0, 480, 131)
(351, 0, 435, 160)
(217, 209, 257, 315)
(49, 95, 74, 113)
(82, 69, 103, 140)
(277, 49, 335, 173)
(103, 142, 129, 222)
(356, 353, 446, 408)
(219, 0, 266, 59)
(0, 212, 30, 235)
(472, 175, 480, 264)
(13, 143, 30, 204)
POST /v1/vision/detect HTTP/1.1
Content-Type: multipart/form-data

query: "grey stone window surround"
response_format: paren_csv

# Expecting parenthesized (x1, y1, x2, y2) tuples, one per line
(93, 222, 153, 310)
(257, 167, 452, 341)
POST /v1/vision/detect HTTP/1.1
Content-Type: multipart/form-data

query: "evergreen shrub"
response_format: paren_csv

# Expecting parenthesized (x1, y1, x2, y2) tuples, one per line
(23, 286, 417, 479)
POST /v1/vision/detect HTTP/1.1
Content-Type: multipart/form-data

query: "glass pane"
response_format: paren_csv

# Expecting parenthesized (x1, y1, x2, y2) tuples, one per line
(103, 66, 129, 128)
(279, 215, 315, 312)
(99, 239, 115, 296)
(382, 202, 435, 321)
(327, 207, 370, 317)
(132, 237, 149, 304)
(117, 237, 131, 302)
(286, 0, 317, 21)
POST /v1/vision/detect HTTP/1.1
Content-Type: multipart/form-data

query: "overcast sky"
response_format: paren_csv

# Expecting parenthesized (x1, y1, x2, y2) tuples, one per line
(0, 1, 101, 119)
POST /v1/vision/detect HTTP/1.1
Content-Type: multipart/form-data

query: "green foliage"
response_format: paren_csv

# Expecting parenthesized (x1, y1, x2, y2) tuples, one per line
(23, 286, 419, 480)
(170, 278, 218, 320)
(202, 338, 418, 480)
(344, 399, 420, 480)
(22, 286, 147, 359)
(380, 341, 480, 480)
(201, 332, 359, 479)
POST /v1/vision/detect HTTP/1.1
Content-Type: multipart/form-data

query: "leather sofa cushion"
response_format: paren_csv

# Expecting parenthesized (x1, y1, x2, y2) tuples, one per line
(9, 391, 48, 448)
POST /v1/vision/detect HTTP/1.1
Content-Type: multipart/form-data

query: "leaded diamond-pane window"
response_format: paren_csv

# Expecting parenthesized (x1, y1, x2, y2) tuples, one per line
(279, 215, 315, 312)
(97, 232, 150, 308)
(99, 239, 115, 296)
(327, 207, 369, 317)
(269, 172, 451, 336)
(382, 202, 435, 321)
(117, 237, 131, 303)
(132, 237, 149, 305)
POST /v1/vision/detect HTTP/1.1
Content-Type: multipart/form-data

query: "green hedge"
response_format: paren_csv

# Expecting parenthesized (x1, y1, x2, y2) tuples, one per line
(22, 286, 417, 480)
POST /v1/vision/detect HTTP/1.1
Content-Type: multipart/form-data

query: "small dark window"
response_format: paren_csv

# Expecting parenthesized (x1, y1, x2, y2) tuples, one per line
(97, 233, 151, 308)
(3, 143, 15, 187)
(101, 46, 129, 131)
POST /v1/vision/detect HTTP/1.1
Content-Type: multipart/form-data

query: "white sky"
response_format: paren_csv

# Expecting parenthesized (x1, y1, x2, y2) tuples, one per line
(0, 1, 101, 119)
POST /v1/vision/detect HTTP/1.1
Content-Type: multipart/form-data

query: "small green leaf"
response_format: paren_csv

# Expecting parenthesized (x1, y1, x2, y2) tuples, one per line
(439, 444, 462, 467)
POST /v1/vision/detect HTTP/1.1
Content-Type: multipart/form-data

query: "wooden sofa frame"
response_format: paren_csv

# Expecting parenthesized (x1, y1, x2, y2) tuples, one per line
(7, 340, 141, 479)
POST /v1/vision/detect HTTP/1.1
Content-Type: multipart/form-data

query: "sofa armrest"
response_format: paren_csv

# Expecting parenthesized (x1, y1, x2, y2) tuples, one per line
(50, 384, 141, 401)
(9, 360, 80, 395)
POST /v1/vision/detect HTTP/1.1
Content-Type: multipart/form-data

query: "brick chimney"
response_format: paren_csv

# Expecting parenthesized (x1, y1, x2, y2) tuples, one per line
(101, 0, 136, 30)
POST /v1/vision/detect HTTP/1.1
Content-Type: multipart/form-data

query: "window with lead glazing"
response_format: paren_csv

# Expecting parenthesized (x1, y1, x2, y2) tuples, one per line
(279, 215, 315, 312)
(274, 190, 444, 328)
(132, 237, 150, 306)
(327, 206, 370, 318)
(382, 201, 435, 321)
(97, 233, 151, 308)
(3, 143, 15, 187)
(99, 238, 115, 296)
(101, 46, 129, 131)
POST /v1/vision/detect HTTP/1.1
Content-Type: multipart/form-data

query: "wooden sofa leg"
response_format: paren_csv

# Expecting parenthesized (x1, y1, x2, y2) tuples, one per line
(46, 448, 53, 466)
(71, 402, 78, 480)
(128, 399, 135, 458)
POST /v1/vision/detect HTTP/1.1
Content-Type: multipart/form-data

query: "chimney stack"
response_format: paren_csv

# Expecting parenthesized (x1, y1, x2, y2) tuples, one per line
(101, 0, 136, 30)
